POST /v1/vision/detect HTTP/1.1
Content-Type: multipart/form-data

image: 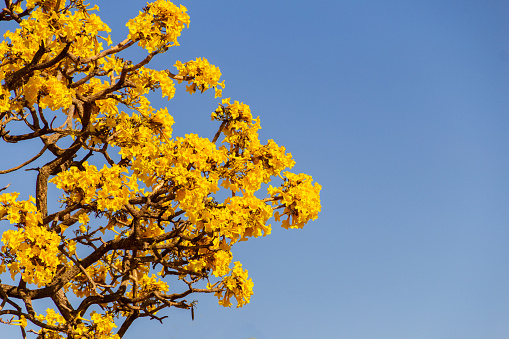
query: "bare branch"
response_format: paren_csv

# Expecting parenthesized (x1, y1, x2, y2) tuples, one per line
(0, 145, 47, 174)
(212, 121, 226, 143)
(0, 183, 10, 193)
(117, 310, 138, 338)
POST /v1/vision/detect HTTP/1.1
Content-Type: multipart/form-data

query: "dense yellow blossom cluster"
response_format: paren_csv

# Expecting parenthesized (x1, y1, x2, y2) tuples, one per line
(0, 194, 61, 286)
(175, 58, 225, 97)
(127, 0, 189, 52)
(0, 0, 321, 337)
(50, 162, 136, 212)
(270, 172, 322, 229)
(33, 308, 120, 339)
(215, 261, 253, 308)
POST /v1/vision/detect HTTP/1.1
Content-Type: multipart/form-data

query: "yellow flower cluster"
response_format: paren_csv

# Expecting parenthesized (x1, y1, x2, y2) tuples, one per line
(151, 70, 177, 100)
(138, 274, 170, 294)
(0, 194, 61, 286)
(34, 308, 66, 339)
(89, 311, 119, 339)
(1, 225, 61, 286)
(211, 99, 296, 194)
(270, 172, 322, 229)
(215, 262, 253, 308)
(25, 73, 74, 111)
(29, 4, 111, 47)
(127, 0, 190, 52)
(77, 77, 113, 117)
(213, 98, 260, 147)
(212, 250, 233, 277)
(0, 81, 10, 111)
(120, 131, 226, 216)
(35, 308, 66, 327)
(34, 308, 119, 339)
(140, 219, 166, 238)
(25, 0, 66, 12)
(175, 58, 224, 97)
(0, 2, 111, 113)
(200, 194, 273, 243)
(50, 162, 138, 212)
(5, 3, 111, 62)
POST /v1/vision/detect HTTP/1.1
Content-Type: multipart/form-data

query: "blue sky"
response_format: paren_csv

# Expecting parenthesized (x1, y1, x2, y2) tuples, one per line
(2, 0, 509, 338)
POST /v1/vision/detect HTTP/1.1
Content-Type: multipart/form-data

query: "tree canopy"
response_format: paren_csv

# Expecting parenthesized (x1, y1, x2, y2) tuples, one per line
(0, 0, 321, 338)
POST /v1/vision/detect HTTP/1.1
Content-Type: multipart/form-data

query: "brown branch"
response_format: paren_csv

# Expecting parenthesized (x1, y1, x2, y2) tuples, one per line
(212, 121, 226, 143)
(31, 41, 72, 72)
(126, 50, 160, 72)
(75, 274, 131, 316)
(116, 310, 138, 338)
(0, 309, 65, 332)
(35, 165, 51, 217)
(83, 62, 129, 102)
(61, 247, 101, 296)
(263, 196, 282, 203)
(2, 127, 55, 143)
(164, 69, 193, 82)
(69, 67, 112, 89)
(0, 183, 10, 193)
(0, 282, 13, 311)
(75, 38, 135, 64)
(43, 202, 82, 228)
(18, 289, 35, 318)
(35, 101, 95, 216)
(50, 288, 74, 321)
(4, 43, 47, 91)
(26, 104, 40, 130)
(0, 5, 30, 23)
(152, 291, 184, 308)
(0, 145, 47, 174)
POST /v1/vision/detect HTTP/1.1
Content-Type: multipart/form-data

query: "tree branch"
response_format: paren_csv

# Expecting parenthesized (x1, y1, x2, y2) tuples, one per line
(0, 145, 47, 174)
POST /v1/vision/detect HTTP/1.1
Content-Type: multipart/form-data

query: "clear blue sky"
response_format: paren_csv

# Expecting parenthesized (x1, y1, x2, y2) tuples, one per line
(2, 0, 509, 338)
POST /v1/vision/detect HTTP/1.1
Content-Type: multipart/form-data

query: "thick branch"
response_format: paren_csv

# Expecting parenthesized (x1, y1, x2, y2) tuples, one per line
(117, 310, 139, 338)
(4, 42, 71, 91)
(0, 3, 31, 23)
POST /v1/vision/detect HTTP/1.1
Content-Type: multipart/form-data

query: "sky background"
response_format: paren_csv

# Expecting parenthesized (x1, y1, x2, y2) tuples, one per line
(2, 0, 509, 338)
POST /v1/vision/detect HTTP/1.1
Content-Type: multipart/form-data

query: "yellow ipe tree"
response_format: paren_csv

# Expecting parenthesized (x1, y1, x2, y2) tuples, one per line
(0, 0, 321, 338)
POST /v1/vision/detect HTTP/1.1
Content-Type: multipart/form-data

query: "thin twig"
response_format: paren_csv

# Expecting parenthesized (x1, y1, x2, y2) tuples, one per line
(0, 145, 48, 174)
